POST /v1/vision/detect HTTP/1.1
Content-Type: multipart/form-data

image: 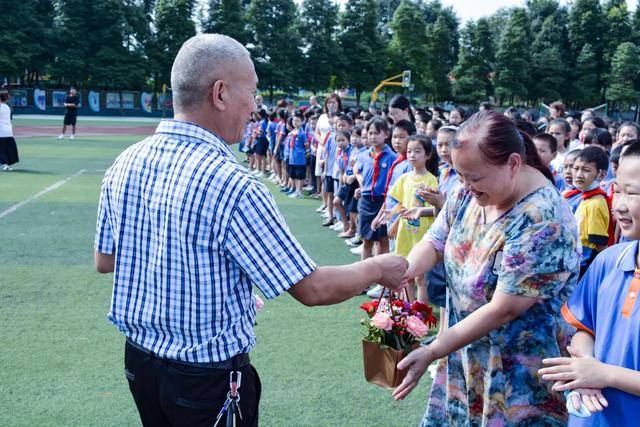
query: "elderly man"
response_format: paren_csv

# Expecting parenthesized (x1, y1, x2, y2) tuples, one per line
(94, 34, 407, 427)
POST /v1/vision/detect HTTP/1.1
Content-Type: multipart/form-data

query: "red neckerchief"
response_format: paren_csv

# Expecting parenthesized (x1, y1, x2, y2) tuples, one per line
(384, 154, 406, 195)
(563, 188, 581, 199)
(370, 148, 386, 197)
(320, 131, 331, 147)
(581, 187, 616, 246)
(290, 130, 297, 150)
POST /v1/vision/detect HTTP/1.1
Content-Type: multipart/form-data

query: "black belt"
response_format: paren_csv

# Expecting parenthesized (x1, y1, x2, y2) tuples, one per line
(126, 339, 250, 370)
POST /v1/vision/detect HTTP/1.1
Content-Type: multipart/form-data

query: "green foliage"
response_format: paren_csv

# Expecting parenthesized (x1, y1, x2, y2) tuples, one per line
(603, 0, 632, 71)
(339, 0, 384, 104)
(248, 0, 301, 98)
(569, 0, 606, 91)
(203, 0, 250, 44)
(494, 9, 532, 103)
(607, 42, 640, 105)
(299, 0, 341, 93)
(451, 18, 494, 104)
(574, 44, 600, 105)
(387, 0, 429, 93)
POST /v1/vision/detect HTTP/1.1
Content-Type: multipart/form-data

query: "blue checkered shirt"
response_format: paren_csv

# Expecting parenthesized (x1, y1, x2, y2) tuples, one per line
(95, 120, 316, 363)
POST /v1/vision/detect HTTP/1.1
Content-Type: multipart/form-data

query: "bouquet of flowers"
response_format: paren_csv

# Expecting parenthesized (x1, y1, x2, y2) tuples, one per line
(360, 293, 437, 388)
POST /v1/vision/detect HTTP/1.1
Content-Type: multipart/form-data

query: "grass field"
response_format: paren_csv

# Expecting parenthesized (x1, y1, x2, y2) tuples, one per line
(0, 123, 431, 426)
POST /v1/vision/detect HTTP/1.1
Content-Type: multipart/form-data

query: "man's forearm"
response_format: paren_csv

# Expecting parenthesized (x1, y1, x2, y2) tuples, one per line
(291, 259, 382, 306)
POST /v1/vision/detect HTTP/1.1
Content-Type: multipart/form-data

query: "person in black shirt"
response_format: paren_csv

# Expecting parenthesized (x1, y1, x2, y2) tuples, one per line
(58, 88, 79, 140)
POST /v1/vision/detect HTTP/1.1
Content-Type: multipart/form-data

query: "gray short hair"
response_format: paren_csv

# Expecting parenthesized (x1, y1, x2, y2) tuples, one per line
(171, 34, 250, 111)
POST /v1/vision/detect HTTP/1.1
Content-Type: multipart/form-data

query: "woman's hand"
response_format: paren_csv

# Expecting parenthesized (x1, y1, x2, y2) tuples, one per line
(539, 346, 611, 393)
(392, 345, 436, 400)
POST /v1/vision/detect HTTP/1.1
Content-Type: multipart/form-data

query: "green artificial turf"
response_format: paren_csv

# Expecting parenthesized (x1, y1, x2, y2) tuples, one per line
(0, 133, 431, 426)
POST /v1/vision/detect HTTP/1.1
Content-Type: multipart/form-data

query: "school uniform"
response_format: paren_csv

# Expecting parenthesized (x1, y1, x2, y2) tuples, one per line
(563, 187, 582, 214)
(574, 188, 611, 271)
(267, 119, 279, 153)
(288, 130, 308, 180)
(322, 132, 337, 193)
(357, 145, 398, 241)
(551, 164, 567, 191)
(275, 122, 286, 161)
(335, 145, 352, 201)
(282, 133, 292, 167)
(255, 119, 269, 156)
(344, 146, 366, 214)
(562, 241, 640, 427)
(383, 155, 413, 223)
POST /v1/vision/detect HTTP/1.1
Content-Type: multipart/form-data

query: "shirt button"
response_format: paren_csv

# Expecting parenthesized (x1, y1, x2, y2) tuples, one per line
(630, 292, 636, 299)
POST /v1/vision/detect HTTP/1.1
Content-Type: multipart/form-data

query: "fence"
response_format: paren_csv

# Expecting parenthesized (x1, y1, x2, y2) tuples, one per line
(6, 87, 173, 117)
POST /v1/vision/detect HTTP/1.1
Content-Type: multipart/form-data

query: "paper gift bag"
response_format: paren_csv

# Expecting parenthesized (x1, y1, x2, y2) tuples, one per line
(362, 339, 417, 388)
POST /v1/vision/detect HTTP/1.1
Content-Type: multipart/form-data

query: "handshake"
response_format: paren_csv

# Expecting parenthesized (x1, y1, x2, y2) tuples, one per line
(366, 253, 411, 291)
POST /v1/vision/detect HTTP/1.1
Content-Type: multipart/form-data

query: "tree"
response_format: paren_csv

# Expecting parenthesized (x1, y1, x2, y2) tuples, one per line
(603, 0, 632, 69)
(526, 0, 559, 35)
(248, 0, 301, 100)
(339, 0, 384, 105)
(569, 0, 606, 95)
(149, 0, 196, 90)
(607, 42, 640, 106)
(299, 0, 340, 94)
(387, 0, 428, 93)
(530, 9, 571, 102)
(424, 13, 454, 102)
(203, 0, 250, 44)
(451, 18, 494, 104)
(494, 8, 532, 104)
(0, 0, 55, 84)
(574, 44, 600, 106)
(377, 0, 402, 40)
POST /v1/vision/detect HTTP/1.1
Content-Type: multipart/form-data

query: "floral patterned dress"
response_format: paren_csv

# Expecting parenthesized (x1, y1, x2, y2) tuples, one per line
(421, 184, 581, 426)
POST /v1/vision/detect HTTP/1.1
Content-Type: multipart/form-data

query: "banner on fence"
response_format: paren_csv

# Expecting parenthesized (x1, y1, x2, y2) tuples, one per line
(106, 92, 120, 109)
(122, 92, 135, 109)
(9, 90, 28, 107)
(141, 92, 153, 113)
(34, 89, 46, 111)
(88, 91, 100, 112)
(52, 91, 68, 107)
(157, 93, 173, 110)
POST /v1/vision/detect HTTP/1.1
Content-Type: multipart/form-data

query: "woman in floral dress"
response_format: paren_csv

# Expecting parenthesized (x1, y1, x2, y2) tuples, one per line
(392, 110, 581, 426)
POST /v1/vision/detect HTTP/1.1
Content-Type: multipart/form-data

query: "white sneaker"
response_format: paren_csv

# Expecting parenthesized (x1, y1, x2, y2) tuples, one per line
(288, 192, 299, 198)
(315, 205, 326, 213)
(303, 185, 314, 191)
(350, 245, 363, 255)
(1, 164, 10, 171)
(57, 134, 64, 140)
(322, 212, 331, 219)
(366, 284, 384, 298)
(70, 134, 75, 140)
(331, 221, 344, 232)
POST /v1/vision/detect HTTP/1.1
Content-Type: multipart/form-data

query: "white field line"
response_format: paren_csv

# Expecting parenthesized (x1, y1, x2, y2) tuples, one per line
(0, 169, 86, 220)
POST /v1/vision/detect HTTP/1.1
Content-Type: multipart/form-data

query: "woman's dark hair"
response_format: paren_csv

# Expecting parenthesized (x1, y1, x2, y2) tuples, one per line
(533, 133, 558, 153)
(456, 110, 554, 182)
(577, 146, 609, 172)
(389, 94, 414, 122)
(0, 91, 9, 102)
(408, 134, 440, 177)
(393, 119, 416, 136)
(583, 116, 606, 129)
(584, 128, 613, 150)
(515, 118, 537, 137)
(323, 93, 343, 114)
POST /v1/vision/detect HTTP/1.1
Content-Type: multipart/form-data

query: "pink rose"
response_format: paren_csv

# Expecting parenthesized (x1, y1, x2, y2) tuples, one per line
(254, 295, 265, 311)
(371, 312, 393, 331)
(406, 315, 429, 338)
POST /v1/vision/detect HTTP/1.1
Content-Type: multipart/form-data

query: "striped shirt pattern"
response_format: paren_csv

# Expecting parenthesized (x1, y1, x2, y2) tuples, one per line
(95, 120, 316, 363)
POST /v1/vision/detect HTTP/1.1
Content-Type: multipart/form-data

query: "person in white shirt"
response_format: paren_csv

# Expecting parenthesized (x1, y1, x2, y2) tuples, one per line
(0, 91, 19, 171)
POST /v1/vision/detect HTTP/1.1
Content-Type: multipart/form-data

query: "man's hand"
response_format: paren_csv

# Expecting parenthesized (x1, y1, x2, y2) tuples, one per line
(366, 254, 408, 291)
